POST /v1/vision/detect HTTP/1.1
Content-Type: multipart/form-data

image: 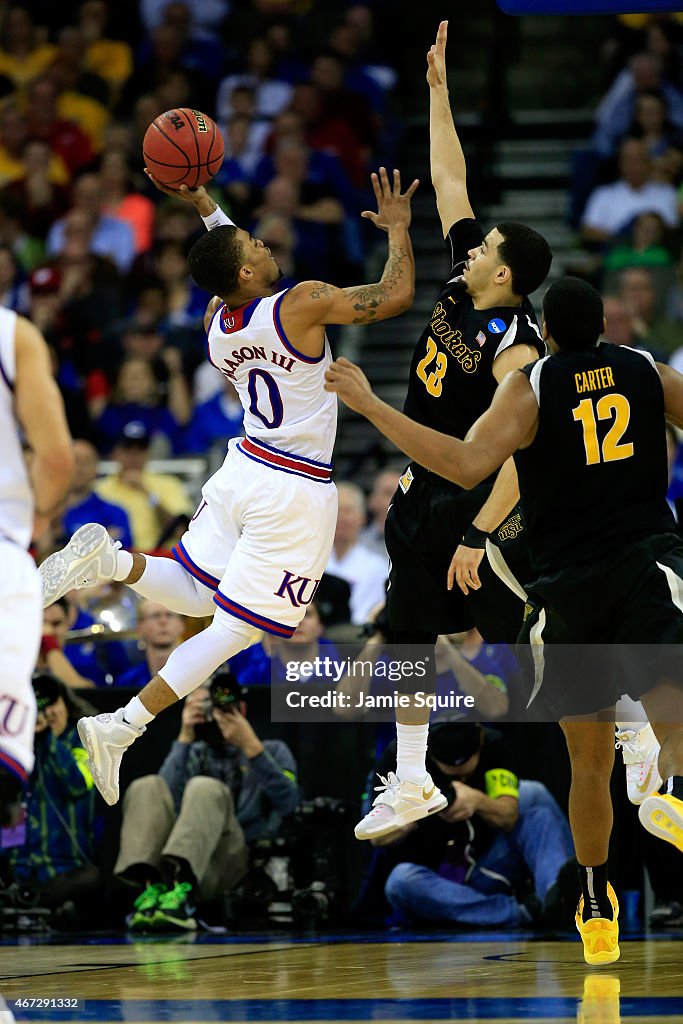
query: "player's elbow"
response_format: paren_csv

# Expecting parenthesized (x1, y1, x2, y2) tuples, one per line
(458, 464, 482, 490)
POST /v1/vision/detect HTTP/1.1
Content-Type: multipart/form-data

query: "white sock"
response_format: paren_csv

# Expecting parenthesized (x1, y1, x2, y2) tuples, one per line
(122, 695, 154, 729)
(114, 550, 134, 582)
(396, 722, 429, 784)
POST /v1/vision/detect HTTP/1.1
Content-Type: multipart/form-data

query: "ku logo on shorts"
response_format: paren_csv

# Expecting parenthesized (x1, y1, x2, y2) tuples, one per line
(275, 572, 321, 608)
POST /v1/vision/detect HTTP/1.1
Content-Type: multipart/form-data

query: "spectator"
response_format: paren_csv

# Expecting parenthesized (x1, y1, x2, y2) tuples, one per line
(114, 678, 299, 931)
(250, 212, 297, 289)
(359, 468, 401, 559)
(309, 51, 378, 167)
(619, 266, 683, 355)
(39, 599, 97, 690)
(1, 138, 71, 240)
(581, 138, 679, 246)
(62, 439, 133, 549)
(152, 240, 205, 328)
(47, 172, 136, 276)
(372, 722, 574, 929)
(96, 357, 186, 455)
(116, 601, 186, 688)
(213, 114, 269, 215)
(184, 376, 243, 455)
(629, 87, 683, 158)
(139, 0, 230, 44)
(326, 482, 388, 625)
(593, 52, 683, 157)
(601, 295, 640, 348)
(290, 81, 366, 187)
(100, 150, 156, 256)
(604, 211, 673, 272)
(94, 420, 193, 550)
(7, 673, 100, 927)
(45, 50, 111, 153)
(0, 7, 56, 88)
(79, 0, 133, 101)
(120, 24, 212, 115)
(0, 104, 69, 189)
(433, 631, 513, 720)
(216, 37, 293, 124)
(0, 243, 28, 312)
(25, 75, 95, 177)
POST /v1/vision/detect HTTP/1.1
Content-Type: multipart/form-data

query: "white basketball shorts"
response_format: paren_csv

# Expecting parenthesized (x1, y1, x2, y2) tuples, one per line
(0, 541, 40, 779)
(172, 437, 338, 637)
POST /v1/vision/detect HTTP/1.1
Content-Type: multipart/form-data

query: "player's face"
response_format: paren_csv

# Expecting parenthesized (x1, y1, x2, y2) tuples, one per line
(238, 229, 282, 288)
(462, 228, 504, 295)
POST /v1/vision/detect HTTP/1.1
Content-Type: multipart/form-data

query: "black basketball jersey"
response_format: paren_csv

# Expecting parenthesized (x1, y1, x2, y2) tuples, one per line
(403, 219, 545, 440)
(515, 342, 676, 574)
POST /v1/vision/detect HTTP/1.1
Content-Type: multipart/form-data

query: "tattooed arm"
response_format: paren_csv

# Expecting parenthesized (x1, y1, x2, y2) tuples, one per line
(279, 167, 418, 357)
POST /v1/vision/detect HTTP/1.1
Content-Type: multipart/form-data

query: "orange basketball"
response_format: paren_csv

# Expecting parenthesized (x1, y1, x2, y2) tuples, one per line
(143, 108, 224, 189)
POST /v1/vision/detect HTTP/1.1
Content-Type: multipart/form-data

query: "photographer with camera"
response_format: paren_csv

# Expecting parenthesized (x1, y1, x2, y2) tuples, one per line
(114, 672, 299, 932)
(4, 674, 100, 927)
(363, 720, 574, 929)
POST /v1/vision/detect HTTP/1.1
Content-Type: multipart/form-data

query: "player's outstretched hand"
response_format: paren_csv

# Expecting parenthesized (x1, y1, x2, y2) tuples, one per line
(144, 168, 210, 207)
(426, 20, 448, 89)
(361, 167, 419, 233)
(325, 357, 375, 414)
(447, 544, 485, 595)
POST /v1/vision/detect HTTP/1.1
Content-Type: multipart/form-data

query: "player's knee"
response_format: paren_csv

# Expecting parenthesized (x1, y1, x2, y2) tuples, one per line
(211, 606, 261, 647)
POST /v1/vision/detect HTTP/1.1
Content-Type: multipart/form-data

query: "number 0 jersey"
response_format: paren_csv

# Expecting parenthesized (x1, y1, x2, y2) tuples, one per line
(515, 342, 675, 575)
(403, 219, 545, 439)
(206, 288, 337, 465)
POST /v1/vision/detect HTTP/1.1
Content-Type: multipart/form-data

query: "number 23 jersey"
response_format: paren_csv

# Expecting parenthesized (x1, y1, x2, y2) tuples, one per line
(404, 218, 545, 439)
(206, 288, 337, 465)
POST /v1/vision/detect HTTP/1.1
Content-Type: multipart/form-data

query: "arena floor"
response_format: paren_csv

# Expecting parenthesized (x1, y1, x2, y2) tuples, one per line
(0, 930, 681, 1022)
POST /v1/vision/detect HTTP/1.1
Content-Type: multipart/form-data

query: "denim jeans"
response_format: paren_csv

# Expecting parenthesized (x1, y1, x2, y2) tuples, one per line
(385, 780, 573, 928)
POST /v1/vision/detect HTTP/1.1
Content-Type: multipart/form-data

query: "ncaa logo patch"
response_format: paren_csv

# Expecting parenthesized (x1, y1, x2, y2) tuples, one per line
(488, 318, 507, 334)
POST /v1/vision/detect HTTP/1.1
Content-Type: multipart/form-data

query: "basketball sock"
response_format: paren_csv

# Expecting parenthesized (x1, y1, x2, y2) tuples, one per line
(665, 776, 683, 800)
(578, 862, 613, 922)
(158, 609, 257, 700)
(396, 722, 429, 784)
(122, 696, 155, 729)
(127, 555, 215, 617)
(114, 550, 134, 582)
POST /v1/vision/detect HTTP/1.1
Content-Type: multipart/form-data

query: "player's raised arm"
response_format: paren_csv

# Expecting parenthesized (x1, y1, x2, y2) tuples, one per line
(325, 359, 538, 487)
(14, 317, 74, 530)
(427, 20, 475, 237)
(279, 167, 418, 335)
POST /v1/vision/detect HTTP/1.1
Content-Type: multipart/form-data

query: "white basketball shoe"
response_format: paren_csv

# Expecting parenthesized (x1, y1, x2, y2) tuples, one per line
(615, 723, 662, 805)
(354, 771, 448, 840)
(77, 710, 145, 806)
(40, 523, 121, 608)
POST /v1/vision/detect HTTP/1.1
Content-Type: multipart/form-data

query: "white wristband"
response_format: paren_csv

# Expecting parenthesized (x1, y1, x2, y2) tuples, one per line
(201, 206, 235, 231)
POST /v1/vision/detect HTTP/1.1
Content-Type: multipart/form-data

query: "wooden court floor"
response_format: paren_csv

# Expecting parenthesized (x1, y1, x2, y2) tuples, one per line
(0, 932, 682, 1022)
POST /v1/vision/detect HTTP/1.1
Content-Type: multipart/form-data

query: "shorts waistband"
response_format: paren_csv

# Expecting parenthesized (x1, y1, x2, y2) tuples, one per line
(237, 437, 332, 482)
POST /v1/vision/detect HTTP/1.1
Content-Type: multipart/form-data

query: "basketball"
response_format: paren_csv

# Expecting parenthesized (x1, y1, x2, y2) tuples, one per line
(143, 108, 224, 190)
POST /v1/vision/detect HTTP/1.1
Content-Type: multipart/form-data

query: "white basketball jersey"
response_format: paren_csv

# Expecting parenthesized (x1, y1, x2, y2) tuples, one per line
(206, 288, 337, 464)
(0, 309, 32, 548)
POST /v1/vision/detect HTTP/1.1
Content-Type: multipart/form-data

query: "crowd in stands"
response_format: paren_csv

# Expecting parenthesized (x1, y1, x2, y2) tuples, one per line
(571, 13, 683, 509)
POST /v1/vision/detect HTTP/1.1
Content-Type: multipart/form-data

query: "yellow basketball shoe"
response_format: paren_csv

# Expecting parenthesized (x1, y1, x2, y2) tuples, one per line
(577, 975, 621, 1024)
(576, 882, 620, 966)
(638, 792, 683, 853)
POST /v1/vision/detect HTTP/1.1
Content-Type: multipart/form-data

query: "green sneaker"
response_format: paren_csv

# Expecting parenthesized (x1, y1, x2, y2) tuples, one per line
(127, 882, 167, 932)
(152, 881, 197, 931)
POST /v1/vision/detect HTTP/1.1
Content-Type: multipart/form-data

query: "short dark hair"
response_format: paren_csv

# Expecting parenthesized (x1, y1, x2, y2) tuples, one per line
(542, 276, 604, 351)
(188, 226, 244, 297)
(495, 222, 552, 297)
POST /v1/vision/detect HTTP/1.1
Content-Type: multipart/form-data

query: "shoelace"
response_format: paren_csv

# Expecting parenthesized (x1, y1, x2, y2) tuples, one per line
(614, 730, 639, 755)
(369, 772, 401, 812)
